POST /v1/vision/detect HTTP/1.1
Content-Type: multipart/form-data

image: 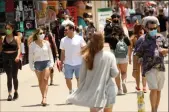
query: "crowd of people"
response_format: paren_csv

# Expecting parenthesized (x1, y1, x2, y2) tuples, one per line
(0, 2, 168, 112)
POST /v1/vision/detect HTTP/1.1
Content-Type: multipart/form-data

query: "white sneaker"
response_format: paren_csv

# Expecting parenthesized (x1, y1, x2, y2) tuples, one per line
(117, 89, 123, 95)
(122, 83, 127, 94)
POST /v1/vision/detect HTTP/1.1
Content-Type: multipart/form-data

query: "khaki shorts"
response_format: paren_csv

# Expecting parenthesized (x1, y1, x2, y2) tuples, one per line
(145, 69, 165, 91)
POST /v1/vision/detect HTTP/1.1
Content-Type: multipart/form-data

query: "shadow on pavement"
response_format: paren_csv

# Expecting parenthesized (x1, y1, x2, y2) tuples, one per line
(55, 103, 72, 106)
(127, 91, 137, 94)
(31, 84, 59, 87)
(0, 99, 7, 101)
(22, 104, 49, 107)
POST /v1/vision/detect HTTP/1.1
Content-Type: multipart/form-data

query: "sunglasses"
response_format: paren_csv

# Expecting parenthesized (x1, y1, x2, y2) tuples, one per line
(149, 27, 157, 31)
(112, 16, 120, 19)
(39, 32, 44, 35)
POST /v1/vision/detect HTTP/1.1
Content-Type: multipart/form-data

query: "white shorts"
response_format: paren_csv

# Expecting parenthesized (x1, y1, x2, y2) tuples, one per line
(116, 57, 128, 64)
(145, 69, 165, 91)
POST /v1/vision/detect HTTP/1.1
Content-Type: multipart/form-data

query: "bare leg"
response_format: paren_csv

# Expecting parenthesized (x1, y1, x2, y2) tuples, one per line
(76, 78, 79, 88)
(155, 91, 161, 112)
(104, 105, 113, 112)
(119, 63, 128, 93)
(50, 68, 54, 85)
(66, 78, 72, 92)
(150, 90, 158, 112)
(90, 108, 103, 112)
(115, 65, 121, 90)
(119, 63, 128, 82)
(142, 77, 147, 93)
(40, 68, 50, 105)
(35, 71, 42, 95)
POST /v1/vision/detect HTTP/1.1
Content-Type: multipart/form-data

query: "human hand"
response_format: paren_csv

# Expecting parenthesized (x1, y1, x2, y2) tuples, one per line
(15, 56, 20, 62)
(159, 48, 168, 56)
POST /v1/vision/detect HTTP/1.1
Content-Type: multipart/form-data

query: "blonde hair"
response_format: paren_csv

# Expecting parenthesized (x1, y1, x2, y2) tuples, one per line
(81, 32, 104, 70)
(27, 28, 42, 45)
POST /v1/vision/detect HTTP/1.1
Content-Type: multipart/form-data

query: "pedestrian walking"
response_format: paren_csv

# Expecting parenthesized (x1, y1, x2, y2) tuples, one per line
(67, 32, 119, 112)
(157, 9, 168, 38)
(135, 20, 168, 112)
(128, 24, 147, 93)
(0, 22, 21, 101)
(44, 26, 59, 85)
(60, 24, 86, 94)
(84, 20, 96, 42)
(28, 28, 54, 106)
(106, 24, 131, 95)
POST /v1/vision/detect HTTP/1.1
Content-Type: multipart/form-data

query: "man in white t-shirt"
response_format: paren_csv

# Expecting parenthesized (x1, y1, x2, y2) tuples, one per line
(60, 24, 86, 94)
(163, 4, 168, 18)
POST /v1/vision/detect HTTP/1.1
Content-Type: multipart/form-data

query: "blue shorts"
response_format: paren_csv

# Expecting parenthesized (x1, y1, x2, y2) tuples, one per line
(64, 64, 81, 79)
(34, 60, 51, 71)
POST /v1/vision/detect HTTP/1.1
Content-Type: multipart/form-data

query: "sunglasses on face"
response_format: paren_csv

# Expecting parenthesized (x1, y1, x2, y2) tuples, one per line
(149, 27, 157, 31)
(39, 32, 44, 35)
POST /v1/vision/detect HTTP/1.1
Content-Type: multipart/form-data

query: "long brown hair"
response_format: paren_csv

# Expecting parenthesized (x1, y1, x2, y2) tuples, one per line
(133, 24, 144, 39)
(81, 32, 104, 70)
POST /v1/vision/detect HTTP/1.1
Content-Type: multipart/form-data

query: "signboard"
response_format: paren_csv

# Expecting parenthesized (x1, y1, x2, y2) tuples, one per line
(35, 10, 46, 25)
(46, 9, 56, 23)
(6, 12, 15, 21)
(35, 9, 56, 25)
(24, 20, 35, 30)
(0, 12, 5, 22)
(67, 7, 77, 25)
(25, 29, 35, 38)
(5, 0, 14, 12)
(97, 8, 112, 32)
(0, 0, 5, 12)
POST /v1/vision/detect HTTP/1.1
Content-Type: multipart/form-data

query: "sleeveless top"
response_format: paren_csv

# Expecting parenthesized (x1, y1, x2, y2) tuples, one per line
(2, 37, 18, 51)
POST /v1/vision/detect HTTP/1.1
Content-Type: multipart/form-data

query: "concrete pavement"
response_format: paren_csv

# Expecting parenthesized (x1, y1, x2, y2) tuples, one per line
(0, 44, 168, 112)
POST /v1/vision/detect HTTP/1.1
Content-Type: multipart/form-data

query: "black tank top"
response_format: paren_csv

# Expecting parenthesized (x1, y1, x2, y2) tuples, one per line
(2, 37, 18, 51)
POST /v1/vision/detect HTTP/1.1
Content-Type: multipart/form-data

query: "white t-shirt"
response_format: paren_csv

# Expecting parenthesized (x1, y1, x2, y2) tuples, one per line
(125, 8, 130, 17)
(21, 42, 25, 54)
(60, 35, 86, 66)
(164, 7, 168, 17)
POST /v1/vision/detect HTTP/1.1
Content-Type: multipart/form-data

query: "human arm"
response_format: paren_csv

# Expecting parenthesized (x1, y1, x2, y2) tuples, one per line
(28, 43, 35, 71)
(46, 41, 54, 68)
(128, 36, 134, 64)
(51, 33, 59, 58)
(59, 39, 65, 66)
(15, 36, 21, 62)
(134, 37, 144, 58)
(80, 37, 86, 49)
(0, 36, 4, 52)
(166, 18, 168, 33)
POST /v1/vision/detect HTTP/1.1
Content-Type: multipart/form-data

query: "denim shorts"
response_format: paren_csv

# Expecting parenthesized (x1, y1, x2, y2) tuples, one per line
(63, 64, 81, 79)
(34, 60, 51, 71)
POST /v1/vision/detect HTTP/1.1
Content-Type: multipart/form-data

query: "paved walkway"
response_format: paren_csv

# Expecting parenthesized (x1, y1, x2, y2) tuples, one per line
(0, 44, 168, 112)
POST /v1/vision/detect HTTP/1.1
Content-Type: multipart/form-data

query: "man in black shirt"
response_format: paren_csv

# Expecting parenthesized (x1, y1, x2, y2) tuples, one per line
(157, 9, 168, 38)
